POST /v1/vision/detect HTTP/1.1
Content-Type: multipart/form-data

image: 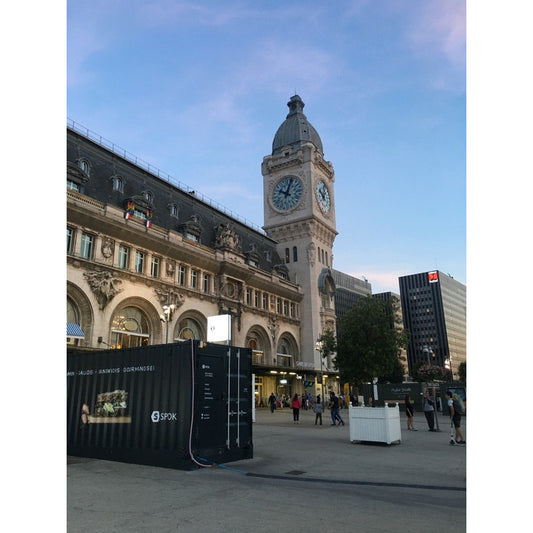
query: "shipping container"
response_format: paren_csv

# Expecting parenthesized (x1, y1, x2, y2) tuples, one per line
(67, 340, 253, 470)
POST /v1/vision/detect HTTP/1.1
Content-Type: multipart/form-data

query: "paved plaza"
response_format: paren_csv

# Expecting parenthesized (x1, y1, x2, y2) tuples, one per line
(67, 407, 466, 532)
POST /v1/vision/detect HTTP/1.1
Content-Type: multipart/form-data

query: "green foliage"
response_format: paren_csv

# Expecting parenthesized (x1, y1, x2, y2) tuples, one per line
(380, 357, 406, 383)
(316, 328, 337, 360)
(334, 295, 408, 385)
(458, 361, 466, 382)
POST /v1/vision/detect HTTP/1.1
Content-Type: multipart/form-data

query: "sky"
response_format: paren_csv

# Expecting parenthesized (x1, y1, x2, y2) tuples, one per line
(66, 0, 466, 294)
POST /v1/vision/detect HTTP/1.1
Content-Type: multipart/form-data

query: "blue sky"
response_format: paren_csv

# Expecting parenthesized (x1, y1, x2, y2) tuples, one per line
(66, 0, 466, 293)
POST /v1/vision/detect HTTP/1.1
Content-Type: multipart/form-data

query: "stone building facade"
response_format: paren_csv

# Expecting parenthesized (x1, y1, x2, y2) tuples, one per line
(67, 95, 348, 403)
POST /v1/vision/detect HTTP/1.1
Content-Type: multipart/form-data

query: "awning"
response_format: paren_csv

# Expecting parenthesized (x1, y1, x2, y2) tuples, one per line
(67, 323, 85, 338)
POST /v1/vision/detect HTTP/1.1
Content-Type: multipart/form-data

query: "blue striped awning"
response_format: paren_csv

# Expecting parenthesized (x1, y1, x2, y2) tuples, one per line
(67, 323, 85, 338)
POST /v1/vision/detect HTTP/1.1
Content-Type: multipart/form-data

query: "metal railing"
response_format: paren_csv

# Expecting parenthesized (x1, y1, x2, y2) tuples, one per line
(67, 118, 266, 235)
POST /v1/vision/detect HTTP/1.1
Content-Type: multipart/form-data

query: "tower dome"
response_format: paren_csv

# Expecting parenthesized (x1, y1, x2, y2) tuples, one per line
(272, 95, 323, 155)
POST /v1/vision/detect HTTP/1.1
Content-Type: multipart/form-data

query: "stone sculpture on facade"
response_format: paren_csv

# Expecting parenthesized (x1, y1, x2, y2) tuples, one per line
(83, 270, 123, 310)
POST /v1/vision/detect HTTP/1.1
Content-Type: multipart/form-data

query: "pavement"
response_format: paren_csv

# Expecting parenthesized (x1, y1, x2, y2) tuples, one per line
(67, 407, 466, 533)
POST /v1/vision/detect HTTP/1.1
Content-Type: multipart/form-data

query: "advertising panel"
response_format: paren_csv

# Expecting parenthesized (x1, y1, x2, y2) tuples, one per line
(67, 340, 253, 470)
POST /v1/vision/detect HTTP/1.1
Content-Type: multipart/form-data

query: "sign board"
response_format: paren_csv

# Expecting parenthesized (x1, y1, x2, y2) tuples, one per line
(207, 314, 231, 343)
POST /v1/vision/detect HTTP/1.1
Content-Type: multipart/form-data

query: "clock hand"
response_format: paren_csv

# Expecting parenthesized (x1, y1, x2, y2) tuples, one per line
(283, 178, 293, 196)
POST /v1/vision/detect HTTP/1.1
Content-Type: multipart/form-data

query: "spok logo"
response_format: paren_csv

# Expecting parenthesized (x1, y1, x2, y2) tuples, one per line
(151, 411, 178, 422)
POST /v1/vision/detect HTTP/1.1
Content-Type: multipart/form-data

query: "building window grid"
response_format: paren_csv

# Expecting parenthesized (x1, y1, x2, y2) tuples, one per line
(191, 269, 199, 289)
(202, 273, 211, 293)
(67, 227, 74, 254)
(151, 256, 160, 278)
(80, 233, 93, 259)
(178, 265, 187, 286)
(135, 251, 144, 274)
(118, 245, 130, 269)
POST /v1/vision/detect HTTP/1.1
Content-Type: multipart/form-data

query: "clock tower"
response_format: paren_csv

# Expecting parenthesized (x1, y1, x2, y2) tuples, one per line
(262, 95, 338, 383)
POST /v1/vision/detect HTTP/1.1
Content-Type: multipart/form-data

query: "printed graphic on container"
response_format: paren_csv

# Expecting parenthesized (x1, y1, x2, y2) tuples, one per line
(81, 389, 132, 425)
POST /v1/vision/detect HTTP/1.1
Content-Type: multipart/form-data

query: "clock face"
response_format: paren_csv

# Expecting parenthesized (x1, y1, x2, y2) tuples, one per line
(272, 176, 303, 211)
(315, 180, 331, 213)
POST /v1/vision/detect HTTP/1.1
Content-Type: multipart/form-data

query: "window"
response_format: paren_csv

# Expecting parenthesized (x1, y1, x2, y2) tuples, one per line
(177, 317, 203, 341)
(254, 291, 260, 308)
(111, 307, 150, 349)
(151, 256, 160, 278)
(293, 246, 298, 262)
(285, 248, 290, 263)
(290, 302, 296, 318)
(246, 288, 252, 305)
(283, 300, 289, 316)
(78, 159, 90, 174)
(112, 176, 123, 192)
(169, 204, 178, 217)
(191, 269, 199, 289)
(263, 293, 269, 310)
(277, 298, 282, 314)
(202, 274, 211, 293)
(67, 228, 74, 254)
(178, 265, 187, 286)
(118, 245, 130, 269)
(67, 180, 80, 192)
(135, 251, 144, 274)
(143, 191, 153, 203)
(80, 233, 93, 259)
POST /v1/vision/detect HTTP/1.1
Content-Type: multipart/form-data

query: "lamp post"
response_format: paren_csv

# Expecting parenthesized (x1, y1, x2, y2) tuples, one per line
(316, 340, 325, 401)
(422, 345, 440, 431)
(160, 303, 176, 343)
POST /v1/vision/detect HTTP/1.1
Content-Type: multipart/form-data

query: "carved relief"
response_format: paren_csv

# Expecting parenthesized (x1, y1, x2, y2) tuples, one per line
(101, 237, 114, 259)
(84, 270, 123, 310)
(166, 260, 175, 277)
(214, 223, 240, 251)
(268, 315, 279, 342)
(154, 288, 184, 308)
(306, 242, 316, 266)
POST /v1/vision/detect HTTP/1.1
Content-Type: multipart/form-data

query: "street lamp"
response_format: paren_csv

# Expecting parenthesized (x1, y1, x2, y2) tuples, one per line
(160, 303, 176, 343)
(315, 340, 325, 401)
(422, 345, 440, 431)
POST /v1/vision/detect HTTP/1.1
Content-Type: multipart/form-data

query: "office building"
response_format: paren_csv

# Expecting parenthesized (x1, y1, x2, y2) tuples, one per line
(399, 270, 466, 380)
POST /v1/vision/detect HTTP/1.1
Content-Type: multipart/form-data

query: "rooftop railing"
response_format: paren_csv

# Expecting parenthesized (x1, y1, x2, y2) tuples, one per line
(67, 118, 266, 235)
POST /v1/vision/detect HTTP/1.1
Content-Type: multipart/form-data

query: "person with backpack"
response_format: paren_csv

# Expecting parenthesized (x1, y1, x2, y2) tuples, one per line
(446, 390, 465, 444)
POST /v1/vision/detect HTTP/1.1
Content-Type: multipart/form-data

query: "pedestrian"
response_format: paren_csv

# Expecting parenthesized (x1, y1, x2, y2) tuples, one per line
(329, 391, 344, 426)
(291, 393, 301, 423)
(446, 390, 465, 444)
(367, 397, 373, 407)
(350, 393, 358, 407)
(314, 395, 323, 425)
(423, 390, 436, 431)
(405, 395, 417, 431)
(268, 392, 276, 413)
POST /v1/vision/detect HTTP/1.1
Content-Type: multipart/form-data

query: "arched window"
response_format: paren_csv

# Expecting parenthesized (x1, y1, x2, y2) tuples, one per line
(111, 176, 123, 192)
(110, 306, 150, 348)
(277, 336, 298, 368)
(176, 317, 203, 341)
(293, 246, 298, 262)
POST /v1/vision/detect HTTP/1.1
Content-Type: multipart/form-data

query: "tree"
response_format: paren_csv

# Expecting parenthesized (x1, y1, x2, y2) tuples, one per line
(316, 328, 337, 362)
(458, 361, 466, 382)
(334, 295, 408, 385)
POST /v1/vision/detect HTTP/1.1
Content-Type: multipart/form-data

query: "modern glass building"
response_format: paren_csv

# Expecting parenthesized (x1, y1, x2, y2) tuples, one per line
(399, 270, 466, 380)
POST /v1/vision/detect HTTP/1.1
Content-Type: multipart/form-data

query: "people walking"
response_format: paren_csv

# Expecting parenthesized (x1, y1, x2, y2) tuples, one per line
(329, 391, 344, 426)
(446, 390, 465, 444)
(405, 395, 417, 431)
(314, 395, 323, 425)
(423, 390, 436, 431)
(291, 393, 301, 423)
(268, 392, 276, 413)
